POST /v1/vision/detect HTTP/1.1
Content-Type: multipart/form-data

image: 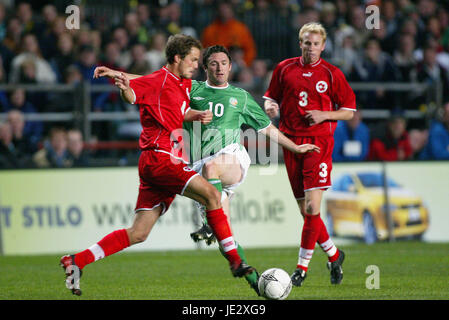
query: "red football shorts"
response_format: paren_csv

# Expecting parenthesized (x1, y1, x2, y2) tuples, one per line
(282, 135, 334, 199)
(135, 149, 199, 214)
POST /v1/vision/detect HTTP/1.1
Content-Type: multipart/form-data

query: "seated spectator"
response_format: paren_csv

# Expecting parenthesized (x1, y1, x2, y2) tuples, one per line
(350, 37, 401, 109)
(408, 128, 429, 160)
(46, 65, 82, 113)
(411, 42, 449, 104)
(201, 1, 257, 67)
(9, 33, 57, 84)
(67, 129, 89, 167)
(368, 115, 413, 161)
(50, 32, 76, 82)
(32, 127, 71, 168)
(145, 32, 167, 72)
(424, 102, 449, 159)
(4, 88, 43, 146)
(7, 109, 37, 154)
(333, 110, 370, 162)
(75, 45, 110, 111)
(128, 43, 151, 76)
(0, 121, 28, 168)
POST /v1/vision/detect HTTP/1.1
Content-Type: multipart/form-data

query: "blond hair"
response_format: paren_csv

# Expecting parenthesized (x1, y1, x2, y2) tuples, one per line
(299, 22, 327, 43)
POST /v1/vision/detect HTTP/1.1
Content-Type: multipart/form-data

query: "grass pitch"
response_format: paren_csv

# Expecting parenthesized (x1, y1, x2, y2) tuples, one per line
(0, 241, 447, 300)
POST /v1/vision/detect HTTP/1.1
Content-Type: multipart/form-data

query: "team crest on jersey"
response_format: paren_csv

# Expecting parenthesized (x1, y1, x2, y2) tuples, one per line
(229, 97, 238, 108)
(316, 81, 328, 93)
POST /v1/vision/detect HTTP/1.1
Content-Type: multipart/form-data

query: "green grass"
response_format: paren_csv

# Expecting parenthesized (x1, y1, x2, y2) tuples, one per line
(0, 241, 447, 300)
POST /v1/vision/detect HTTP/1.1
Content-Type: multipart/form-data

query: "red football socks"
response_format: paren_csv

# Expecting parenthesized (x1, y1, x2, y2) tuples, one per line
(297, 214, 340, 271)
(206, 208, 241, 266)
(74, 229, 130, 269)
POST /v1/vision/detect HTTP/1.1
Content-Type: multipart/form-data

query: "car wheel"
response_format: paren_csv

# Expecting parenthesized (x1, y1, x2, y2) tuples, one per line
(363, 211, 378, 244)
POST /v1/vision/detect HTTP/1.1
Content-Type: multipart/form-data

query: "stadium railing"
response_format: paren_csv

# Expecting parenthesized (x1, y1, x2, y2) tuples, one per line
(0, 81, 441, 145)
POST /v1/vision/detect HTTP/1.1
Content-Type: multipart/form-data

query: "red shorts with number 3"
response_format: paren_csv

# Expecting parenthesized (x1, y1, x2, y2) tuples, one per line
(282, 135, 334, 200)
(135, 149, 198, 214)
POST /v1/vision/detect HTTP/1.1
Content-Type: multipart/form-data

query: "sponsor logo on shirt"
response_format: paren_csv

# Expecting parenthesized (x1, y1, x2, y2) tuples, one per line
(303, 72, 313, 77)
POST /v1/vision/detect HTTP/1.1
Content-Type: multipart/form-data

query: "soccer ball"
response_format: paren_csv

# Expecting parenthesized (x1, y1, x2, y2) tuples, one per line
(258, 268, 292, 300)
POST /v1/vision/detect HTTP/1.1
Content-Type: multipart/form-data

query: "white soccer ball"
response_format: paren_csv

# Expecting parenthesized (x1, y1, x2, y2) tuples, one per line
(258, 268, 292, 300)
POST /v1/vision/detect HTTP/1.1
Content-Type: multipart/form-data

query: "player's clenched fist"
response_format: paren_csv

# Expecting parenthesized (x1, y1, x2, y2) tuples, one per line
(294, 143, 320, 154)
(264, 99, 279, 119)
(113, 73, 130, 91)
(198, 110, 213, 124)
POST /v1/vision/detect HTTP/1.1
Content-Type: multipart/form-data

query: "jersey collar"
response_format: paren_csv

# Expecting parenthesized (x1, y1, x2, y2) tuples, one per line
(299, 57, 322, 68)
(162, 66, 181, 81)
(205, 80, 229, 89)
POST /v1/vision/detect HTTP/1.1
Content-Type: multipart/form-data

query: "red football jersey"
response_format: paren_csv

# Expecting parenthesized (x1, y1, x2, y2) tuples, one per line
(130, 67, 191, 152)
(264, 57, 356, 137)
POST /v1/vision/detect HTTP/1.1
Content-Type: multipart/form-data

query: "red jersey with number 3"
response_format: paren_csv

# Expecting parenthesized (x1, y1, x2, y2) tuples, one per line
(130, 67, 191, 152)
(263, 57, 356, 137)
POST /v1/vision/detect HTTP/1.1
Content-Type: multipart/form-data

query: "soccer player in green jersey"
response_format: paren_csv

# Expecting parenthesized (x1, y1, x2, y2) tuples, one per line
(184, 45, 320, 295)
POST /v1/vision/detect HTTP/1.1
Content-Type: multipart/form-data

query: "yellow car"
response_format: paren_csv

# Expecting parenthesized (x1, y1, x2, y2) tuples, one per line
(325, 172, 429, 243)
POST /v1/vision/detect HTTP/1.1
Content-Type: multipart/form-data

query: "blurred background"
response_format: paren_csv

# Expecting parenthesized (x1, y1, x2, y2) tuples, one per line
(1, 0, 449, 168)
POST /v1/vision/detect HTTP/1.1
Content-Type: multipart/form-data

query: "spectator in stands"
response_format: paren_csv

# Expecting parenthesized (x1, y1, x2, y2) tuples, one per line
(368, 115, 413, 161)
(333, 110, 370, 162)
(347, 5, 370, 49)
(145, 32, 166, 72)
(243, 0, 292, 64)
(46, 64, 82, 112)
(4, 88, 43, 146)
(67, 128, 89, 167)
(38, 4, 60, 59)
(16, 2, 38, 35)
(50, 32, 76, 82)
(424, 102, 449, 159)
(0, 3, 6, 42)
(128, 43, 151, 76)
(75, 45, 110, 112)
(251, 59, 268, 91)
(332, 26, 358, 76)
(32, 127, 71, 168)
(411, 42, 449, 103)
(9, 33, 57, 84)
(2, 17, 22, 55)
(7, 109, 37, 154)
(112, 27, 131, 69)
(408, 128, 429, 159)
(394, 33, 418, 82)
(201, 1, 256, 66)
(350, 37, 401, 109)
(124, 12, 146, 46)
(136, 3, 154, 31)
(0, 121, 25, 168)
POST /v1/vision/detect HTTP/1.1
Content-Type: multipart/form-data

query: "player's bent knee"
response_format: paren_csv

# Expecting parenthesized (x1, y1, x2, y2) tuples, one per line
(203, 161, 218, 178)
(204, 185, 221, 208)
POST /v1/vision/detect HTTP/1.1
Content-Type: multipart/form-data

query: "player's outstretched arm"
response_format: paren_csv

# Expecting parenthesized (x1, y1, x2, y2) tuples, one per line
(260, 123, 320, 154)
(93, 66, 143, 80)
(184, 109, 213, 124)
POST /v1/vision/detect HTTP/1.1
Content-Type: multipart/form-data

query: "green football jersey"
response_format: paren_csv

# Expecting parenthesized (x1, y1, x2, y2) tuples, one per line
(184, 80, 271, 163)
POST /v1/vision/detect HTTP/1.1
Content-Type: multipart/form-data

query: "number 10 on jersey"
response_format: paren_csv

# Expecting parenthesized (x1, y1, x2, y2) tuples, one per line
(208, 102, 224, 117)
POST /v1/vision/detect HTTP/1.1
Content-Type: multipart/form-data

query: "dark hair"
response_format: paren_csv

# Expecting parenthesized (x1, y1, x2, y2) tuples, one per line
(165, 34, 202, 64)
(202, 45, 232, 68)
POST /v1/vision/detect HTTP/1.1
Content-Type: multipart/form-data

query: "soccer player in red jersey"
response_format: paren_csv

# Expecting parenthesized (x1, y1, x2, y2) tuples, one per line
(263, 22, 357, 286)
(60, 34, 255, 296)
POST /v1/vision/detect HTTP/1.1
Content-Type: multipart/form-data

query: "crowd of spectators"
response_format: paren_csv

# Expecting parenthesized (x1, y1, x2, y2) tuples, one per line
(1, 0, 449, 169)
